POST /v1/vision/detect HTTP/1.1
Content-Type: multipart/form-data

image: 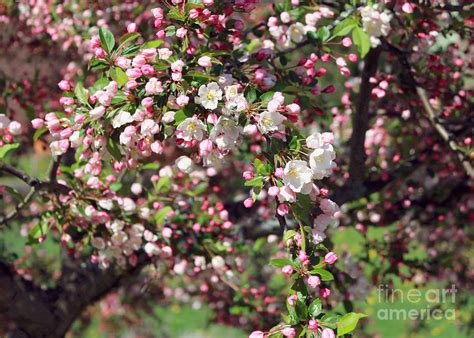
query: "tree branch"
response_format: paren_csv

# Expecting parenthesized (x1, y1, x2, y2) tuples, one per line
(331, 48, 382, 205)
(2, 251, 152, 338)
(382, 40, 474, 179)
(0, 162, 71, 226)
(415, 87, 474, 178)
(0, 260, 57, 338)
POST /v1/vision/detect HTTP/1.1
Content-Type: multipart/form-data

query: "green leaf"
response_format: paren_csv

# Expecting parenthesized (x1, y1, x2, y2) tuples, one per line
(259, 91, 275, 102)
(28, 221, 49, 241)
(291, 278, 308, 294)
(317, 26, 331, 42)
(110, 67, 128, 87)
(167, 7, 186, 21)
(141, 39, 164, 49)
(352, 26, 371, 58)
(307, 30, 320, 44)
(119, 32, 141, 46)
(88, 56, 109, 71)
(308, 299, 322, 318)
(5, 186, 23, 202)
(141, 163, 160, 170)
(244, 176, 263, 187)
(155, 176, 171, 193)
(337, 312, 367, 336)
(99, 27, 115, 53)
(295, 300, 308, 321)
(155, 206, 173, 224)
(283, 230, 297, 242)
(0, 143, 19, 159)
(185, 71, 217, 81)
(333, 18, 357, 37)
(74, 82, 89, 106)
(110, 182, 122, 192)
(106, 138, 122, 161)
(269, 258, 292, 268)
(309, 268, 334, 281)
(245, 87, 257, 104)
(33, 127, 48, 141)
(287, 301, 299, 324)
(320, 314, 340, 329)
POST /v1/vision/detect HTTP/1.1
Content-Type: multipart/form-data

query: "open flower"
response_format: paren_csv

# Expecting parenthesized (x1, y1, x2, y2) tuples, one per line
(197, 82, 223, 110)
(112, 110, 133, 128)
(283, 160, 313, 193)
(309, 145, 336, 180)
(257, 111, 285, 134)
(176, 117, 206, 141)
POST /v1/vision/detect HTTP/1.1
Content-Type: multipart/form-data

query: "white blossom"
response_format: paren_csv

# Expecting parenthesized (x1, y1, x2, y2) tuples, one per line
(197, 82, 223, 110)
(209, 117, 241, 150)
(112, 110, 133, 128)
(288, 22, 306, 43)
(176, 117, 206, 141)
(360, 5, 392, 47)
(175, 155, 193, 173)
(257, 111, 285, 134)
(283, 160, 313, 193)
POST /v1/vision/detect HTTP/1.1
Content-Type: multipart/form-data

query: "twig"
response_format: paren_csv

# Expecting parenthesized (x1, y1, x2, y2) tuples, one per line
(0, 162, 71, 225)
(383, 40, 474, 179)
(416, 87, 474, 178)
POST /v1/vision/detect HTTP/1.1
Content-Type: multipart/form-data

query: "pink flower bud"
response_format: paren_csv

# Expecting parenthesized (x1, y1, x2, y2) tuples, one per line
(277, 203, 289, 216)
(321, 328, 335, 338)
(31, 118, 44, 129)
(282, 327, 296, 337)
(242, 171, 254, 181)
(243, 198, 254, 208)
(341, 37, 352, 47)
(141, 97, 154, 108)
(320, 287, 331, 299)
(151, 8, 164, 19)
(176, 27, 188, 38)
(127, 23, 138, 33)
(308, 275, 321, 288)
(176, 94, 189, 107)
(322, 85, 335, 94)
(286, 103, 300, 115)
(95, 48, 106, 58)
(402, 2, 414, 13)
(126, 80, 139, 90)
(324, 252, 338, 264)
(348, 53, 358, 62)
(199, 139, 213, 155)
(249, 331, 264, 338)
(274, 167, 284, 178)
(189, 9, 200, 19)
(59, 97, 74, 106)
(156, 30, 166, 39)
(198, 56, 213, 67)
(281, 265, 293, 276)
(58, 80, 71, 91)
(308, 319, 318, 331)
(90, 36, 101, 49)
(298, 250, 309, 263)
(268, 186, 280, 197)
(287, 294, 298, 307)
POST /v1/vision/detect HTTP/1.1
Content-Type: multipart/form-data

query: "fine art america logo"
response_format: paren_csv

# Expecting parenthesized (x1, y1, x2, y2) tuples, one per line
(376, 284, 457, 321)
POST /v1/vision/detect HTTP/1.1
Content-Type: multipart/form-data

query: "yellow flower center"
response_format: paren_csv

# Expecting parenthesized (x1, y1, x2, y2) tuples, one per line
(207, 90, 216, 100)
(187, 122, 197, 132)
